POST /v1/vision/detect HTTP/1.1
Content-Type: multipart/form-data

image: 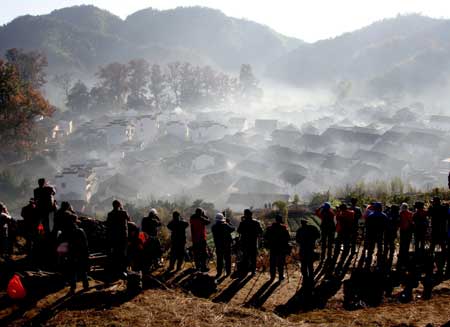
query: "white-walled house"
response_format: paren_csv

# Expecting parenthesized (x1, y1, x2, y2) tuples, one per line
(52, 120, 73, 140)
(428, 115, 450, 131)
(255, 119, 278, 135)
(165, 120, 189, 140)
(134, 115, 159, 145)
(189, 121, 228, 143)
(54, 165, 97, 204)
(228, 117, 248, 132)
(104, 119, 135, 146)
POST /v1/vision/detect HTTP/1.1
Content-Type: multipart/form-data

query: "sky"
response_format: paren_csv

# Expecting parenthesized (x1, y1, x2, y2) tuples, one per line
(2, 0, 450, 42)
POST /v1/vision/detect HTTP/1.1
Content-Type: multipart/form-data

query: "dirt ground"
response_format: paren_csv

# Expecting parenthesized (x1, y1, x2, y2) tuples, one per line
(34, 264, 450, 327)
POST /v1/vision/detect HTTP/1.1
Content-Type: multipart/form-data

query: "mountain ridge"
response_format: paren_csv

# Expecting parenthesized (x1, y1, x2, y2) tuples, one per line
(0, 5, 302, 75)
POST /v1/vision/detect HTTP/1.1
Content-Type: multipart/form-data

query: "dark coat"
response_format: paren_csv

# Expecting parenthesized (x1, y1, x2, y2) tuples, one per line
(296, 224, 320, 258)
(428, 204, 448, 239)
(33, 186, 56, 212)
(60, 223, 89, 269)
(141, 215, 161, 237)
(212, 222, 235, 249)
(237, 218, 263, 249)
(366, 211, 387, 239)
(264, 222, 290, 254)
(106, 209, 130, 244)
(167, 219, 189, 244)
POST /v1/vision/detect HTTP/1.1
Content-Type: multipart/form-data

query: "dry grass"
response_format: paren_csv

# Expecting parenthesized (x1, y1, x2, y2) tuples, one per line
(41, 271, 450, 327)
(45, 288, 294, 327)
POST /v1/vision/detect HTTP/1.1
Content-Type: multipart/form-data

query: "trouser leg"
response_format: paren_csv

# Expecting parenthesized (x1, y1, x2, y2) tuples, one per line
(169, 247, 176, 269)
(366, 239, 375, 267)
(176, 244, 185, 270)
(334, 236, 342, 260)
(216, 248, 224, 276)
(320, 229, 327, 259)
(224, 247, 232, 275)
(327, 229, 335, 259)
(278, 254, 285, 279)
(194, 240, 208, 271)
(241, 248, 249, 272)
(270, 252, 276, 278)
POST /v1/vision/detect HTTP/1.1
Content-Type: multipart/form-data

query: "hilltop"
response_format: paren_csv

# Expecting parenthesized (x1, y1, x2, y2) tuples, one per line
(0, 5, 301, 75)
(267, 14, 450, 95)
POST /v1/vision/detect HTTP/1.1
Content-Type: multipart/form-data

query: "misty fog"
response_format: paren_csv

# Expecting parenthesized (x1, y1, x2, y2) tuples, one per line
(2, 6, 450, 217)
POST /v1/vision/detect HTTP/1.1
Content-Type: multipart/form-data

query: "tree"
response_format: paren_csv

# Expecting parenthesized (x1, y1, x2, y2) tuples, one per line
(53, 73, 74, 99)
(179, 63, 202, 108)
(95, 62, 130, 109)
(148, 64, 166, 111)
(238, 64, 262, 102)
(5, 48, 48, 89)
(127, 59, 150, 111)
(66, 80, 90, 113)
(166, 62, 182, 107)
(0, 59, 53, 157)
(128, 59, 150, 96)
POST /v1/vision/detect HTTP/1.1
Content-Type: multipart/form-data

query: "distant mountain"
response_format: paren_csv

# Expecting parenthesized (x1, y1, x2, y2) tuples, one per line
(266, 14, 450, 95)
(0, 5, 302, 75)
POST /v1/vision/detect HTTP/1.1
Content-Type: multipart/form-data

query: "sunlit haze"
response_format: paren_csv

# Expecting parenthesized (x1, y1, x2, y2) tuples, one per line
(2, 0, 450, 41)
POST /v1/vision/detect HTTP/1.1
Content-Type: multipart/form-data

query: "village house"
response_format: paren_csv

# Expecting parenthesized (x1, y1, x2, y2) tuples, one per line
(428, 115, 450, 131)
(254, 119, 278, 135)
(163, 149, 226, 174)
(54, 164, 97, 211)
(271, 129, 302, 148)
(104, 119, 135, 146)
(133, 114, 159, 145)
(297, 133, 328, 151)
(52, 120, 73, 140)
(164, 120, 190, 140)
(232, 176, 282, 194)
(188, 121, 229, 143)
(228, 117, 248, 132)
(207, 140, 256, 161)
(92, 173, 140, 204)
(227, 193, 290, 211)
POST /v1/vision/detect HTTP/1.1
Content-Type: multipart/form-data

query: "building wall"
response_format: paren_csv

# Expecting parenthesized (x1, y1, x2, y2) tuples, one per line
(55, 173, 88, 202)
(166, 122, 189, 140)
(135, 117, 159, 144)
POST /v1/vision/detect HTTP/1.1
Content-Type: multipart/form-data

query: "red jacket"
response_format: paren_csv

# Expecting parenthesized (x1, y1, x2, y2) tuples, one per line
(399, 210, 414, 231)
(336, 209, 355, 235)
(190, 214, 210, 243)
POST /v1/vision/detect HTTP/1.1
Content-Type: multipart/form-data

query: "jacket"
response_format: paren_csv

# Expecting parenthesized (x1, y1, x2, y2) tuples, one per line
(167, 219, 189, 244)
(237, 218, 263, 248)
(264, 222, 290, 253)
(190, 213, 210, 243)
(106, 209, 130, 243)
(212, 222, 235, 249)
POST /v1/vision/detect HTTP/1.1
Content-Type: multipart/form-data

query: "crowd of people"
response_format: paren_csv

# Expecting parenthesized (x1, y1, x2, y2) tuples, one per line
(1, 177, 450, 296)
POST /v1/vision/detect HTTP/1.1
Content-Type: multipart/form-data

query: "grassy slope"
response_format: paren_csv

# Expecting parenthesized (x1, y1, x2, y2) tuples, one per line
(42, 268, 450, 327)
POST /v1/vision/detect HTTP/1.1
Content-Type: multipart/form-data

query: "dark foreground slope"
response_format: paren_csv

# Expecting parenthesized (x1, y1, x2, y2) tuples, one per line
(43, 276, 450, 327)
(5, 265, 449, 327)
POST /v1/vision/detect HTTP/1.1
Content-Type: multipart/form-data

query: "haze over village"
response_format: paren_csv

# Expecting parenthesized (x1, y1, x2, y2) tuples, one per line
(1, 5, 450, 216)
(3, 2, 450, 327)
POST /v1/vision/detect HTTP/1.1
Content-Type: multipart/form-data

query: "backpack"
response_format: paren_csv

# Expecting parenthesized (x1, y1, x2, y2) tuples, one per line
(7, 274, 27, 300)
